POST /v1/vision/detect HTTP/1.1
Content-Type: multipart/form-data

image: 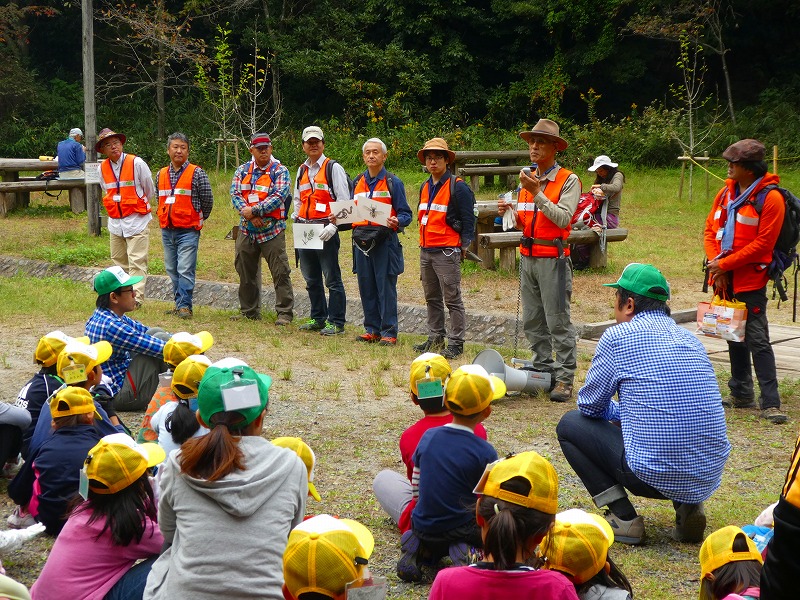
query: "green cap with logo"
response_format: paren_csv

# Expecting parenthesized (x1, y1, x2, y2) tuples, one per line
(94, 266, 143, 295)
(603, 263, 670, 301)
(197, 358, 272, 429)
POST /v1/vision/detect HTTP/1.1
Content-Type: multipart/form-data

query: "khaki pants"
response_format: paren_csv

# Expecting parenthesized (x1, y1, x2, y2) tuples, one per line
(110, 229, 149, 301)
(234, 230, 295, 319)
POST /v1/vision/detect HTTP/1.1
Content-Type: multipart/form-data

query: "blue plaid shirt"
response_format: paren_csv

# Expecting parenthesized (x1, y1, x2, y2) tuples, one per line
(85, 308, 166, 395)
(231, 158, 290, 244)
(577, 311, 731, 504)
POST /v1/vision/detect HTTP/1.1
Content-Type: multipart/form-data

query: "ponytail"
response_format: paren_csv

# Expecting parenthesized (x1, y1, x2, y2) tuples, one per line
(179, 412, 246, 481)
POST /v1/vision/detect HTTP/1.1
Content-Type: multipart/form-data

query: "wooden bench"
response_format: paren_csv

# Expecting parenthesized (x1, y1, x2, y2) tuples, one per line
(478, 228, 629, 271)
(0, 158, 88, 216)
(452, 150, 529, 194)
(458, 165, 524, 193)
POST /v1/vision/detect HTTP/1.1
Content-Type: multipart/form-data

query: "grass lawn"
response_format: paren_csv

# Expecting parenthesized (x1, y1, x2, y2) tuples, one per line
(0, 164, 799, 598)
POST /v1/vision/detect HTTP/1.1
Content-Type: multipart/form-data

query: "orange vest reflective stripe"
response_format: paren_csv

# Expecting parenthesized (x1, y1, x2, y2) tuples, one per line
(157, 164, 202, 230)
(418, 176, 461, 248)
(518, 167, 573, 258)
(298, 158, 334, 220)
(101, 154, 151, 219)
(240, 162, 283, 220)
(352, 174, 395, 228)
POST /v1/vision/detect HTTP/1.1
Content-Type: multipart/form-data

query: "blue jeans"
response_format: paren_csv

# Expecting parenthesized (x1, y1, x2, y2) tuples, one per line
(161, 228, 200, 310)
(298, 232, 346, 326)
(104, 557, 156, 600)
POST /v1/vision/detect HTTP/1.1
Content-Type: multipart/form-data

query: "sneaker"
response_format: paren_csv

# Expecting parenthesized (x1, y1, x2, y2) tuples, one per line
(673, 502, 706, 543)
(412, 337, 445, 353)
(397, 530, 424, 583)
(550, 382, 573, 403)
(176, 307, 193, 320)
(2, 456, 22, 479)
(722, 395, 757, 409)
(441, 344, 463, 359)
(298, 318, 325, 331)
(357, 333, 381, 343)
(7, 507, 36, 529)
(761, 406, 788, 424)
(604, 511, 645, 545)
(230, 313, 261, 321)
(319, 322, 345, 336)
(275, 315, 292, 326)
(378, 337, 397, 346)
(447, 542, 475, 566)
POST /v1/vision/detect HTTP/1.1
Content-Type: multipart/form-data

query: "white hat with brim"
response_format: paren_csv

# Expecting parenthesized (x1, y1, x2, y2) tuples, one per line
(519, 119, 568, 151)
(588, 155, 618, 172)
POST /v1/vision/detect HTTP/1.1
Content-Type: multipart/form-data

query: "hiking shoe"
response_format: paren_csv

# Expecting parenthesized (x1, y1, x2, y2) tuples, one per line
(441, 344, 463, 359)
(7, 507, 36, 529)
(357, 332, 381, 343)
(320, 322, 345, 336)
(673, 502, 706, 543)
(230, 313, 261, 321)
(275, 315, 292, 326)
(722, 395, 757, 409)
(412, 337, 445, 353)
(604, 511, 645, 545)
(447, 542, 476, 566)
(550, 382, 573, 403)
(298, 318, 325, 331)
(761, 407, 788, 424)
(378, 337, 397, 346)
(2, 456, 22, 479)
(397, 530, 424, 583)
(176, 307, 192, 320)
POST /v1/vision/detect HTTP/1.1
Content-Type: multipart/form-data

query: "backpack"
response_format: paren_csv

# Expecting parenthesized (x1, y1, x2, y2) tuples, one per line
(753, 184, 800, 301)
(571, 192, 605, 230)
(325, 159, 355, 201)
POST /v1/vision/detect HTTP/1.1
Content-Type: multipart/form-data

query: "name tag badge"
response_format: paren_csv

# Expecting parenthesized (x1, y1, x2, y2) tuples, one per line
(165, 195, 176, 205)
(78, 468, 90, 500)
(421, 216, 428, 225)
(113, 194, 121, 202)
(716, 230, 723, 240)
(315, 202, 326, 213)
(61, 363, 87, 385)
(248, 193, 260, 203)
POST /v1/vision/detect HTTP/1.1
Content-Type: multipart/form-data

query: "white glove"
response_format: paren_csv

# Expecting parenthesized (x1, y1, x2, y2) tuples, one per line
(319, 223, 337, 242)
(755, 502, 777, 528)
(0, 522, 46, 555)
(502, 208, 517, 231)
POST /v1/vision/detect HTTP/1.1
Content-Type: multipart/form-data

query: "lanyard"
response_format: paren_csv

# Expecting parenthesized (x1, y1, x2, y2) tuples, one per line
(169, 162, 188, 196)
(112, 153, 126, 194)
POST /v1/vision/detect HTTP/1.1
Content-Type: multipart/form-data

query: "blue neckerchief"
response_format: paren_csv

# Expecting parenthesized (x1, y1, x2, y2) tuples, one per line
(721, 177, 763, 251)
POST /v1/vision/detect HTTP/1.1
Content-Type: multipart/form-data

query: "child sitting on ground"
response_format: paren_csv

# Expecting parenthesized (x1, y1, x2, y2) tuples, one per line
(282, 514, 377, 600)
(271, 437, 322, 507)
(699, 526, 762, 600)
(149, 354, 211, 459)
(373, 353, 488, 533)
(8, 387, 103, 535)
(540, 508, 633, 599)
(397, 364, 505, 582)
(428, 451, 579, 599)
(32, 433, 165, 599)
(137, 331, 214, 443)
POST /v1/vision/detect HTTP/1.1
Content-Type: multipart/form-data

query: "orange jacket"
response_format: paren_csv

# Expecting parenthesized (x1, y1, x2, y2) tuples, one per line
(418, 176, 461, 248)
(297, 158, 334, 220)
(101, 155, 151, 219)
(157, 164, 202, 230)
(704, 173, 785, 293)
(352, 174, 396, 228)
(517, 167, 573, 258)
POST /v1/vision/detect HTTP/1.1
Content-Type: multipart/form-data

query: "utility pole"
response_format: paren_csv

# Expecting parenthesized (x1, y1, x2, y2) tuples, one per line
(83, 0, 100, 235)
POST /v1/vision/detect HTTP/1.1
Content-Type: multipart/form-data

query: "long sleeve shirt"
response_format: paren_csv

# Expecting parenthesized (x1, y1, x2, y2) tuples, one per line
(231, 158, 290, 243)
(291, 154, 351, 220)
(361, 167, 413, 229)
(98, 154, 155, 237)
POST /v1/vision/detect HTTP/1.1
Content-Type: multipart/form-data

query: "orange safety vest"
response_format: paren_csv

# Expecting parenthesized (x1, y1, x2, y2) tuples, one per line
(352, 174, 396, 228)
(517, 166, 574, 258)
(101, 154, 151, 219)
(240, 162, 284, 220)
(157, 164, 202, 230)
(705, 177, 782, 292)
(418, 176, 461, 248)
(297, 158, 334, 220)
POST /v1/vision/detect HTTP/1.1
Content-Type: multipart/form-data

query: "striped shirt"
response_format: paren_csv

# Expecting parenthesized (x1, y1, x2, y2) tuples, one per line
(231, 158, 290, 244)
(577, 311, 731, 503)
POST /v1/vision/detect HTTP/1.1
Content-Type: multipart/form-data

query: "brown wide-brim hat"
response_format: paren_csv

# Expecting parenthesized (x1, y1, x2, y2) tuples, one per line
(722, 139, 765, 162)
(519, 118, 568, 151)
(96, 128, 126, 153)
(417, 137, 456, 165)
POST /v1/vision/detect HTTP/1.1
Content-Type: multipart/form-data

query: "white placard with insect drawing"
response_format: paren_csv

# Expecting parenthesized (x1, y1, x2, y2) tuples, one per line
(329, 200, 358, 226)
(293, 223, 325, 249)
(356, 197, 392, 226)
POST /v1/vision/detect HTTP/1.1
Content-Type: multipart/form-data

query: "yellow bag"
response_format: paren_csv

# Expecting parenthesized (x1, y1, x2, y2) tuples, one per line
(696, 295, 747, 342)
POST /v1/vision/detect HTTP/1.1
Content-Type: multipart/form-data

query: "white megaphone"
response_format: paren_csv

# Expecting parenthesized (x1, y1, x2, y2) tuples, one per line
(472, 349, 553, 394)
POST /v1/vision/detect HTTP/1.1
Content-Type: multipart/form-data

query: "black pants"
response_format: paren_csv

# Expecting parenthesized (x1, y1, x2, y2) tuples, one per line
(0, 424, 23, 466)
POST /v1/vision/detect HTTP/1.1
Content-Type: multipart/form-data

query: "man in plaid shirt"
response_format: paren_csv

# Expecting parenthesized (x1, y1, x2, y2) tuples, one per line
(230, 133, 295, 324)
(557, 263, 730, 546)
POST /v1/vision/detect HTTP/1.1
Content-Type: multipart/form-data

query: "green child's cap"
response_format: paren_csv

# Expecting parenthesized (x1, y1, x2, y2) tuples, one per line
(94, 266, 143, 295)
(603, 263, 670, 301)
(197, 358, 272, 429)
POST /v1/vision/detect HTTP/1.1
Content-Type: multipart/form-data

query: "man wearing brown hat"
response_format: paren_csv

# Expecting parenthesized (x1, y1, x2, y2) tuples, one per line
(230, 133, 295, 324)
(97, 128, 156, 307)
(704, 138, 787, 424)
(413, 138, 476, 359)
(498, 119, 580, 402)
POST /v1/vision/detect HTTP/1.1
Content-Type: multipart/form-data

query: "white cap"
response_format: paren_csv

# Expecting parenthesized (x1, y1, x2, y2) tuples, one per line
(69, 128, 83, 138)
(302, 126, 324, 142)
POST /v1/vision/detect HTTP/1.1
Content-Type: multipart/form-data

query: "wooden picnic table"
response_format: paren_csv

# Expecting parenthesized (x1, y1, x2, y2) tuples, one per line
(0, 158, 86, 216)
(453, 150, 530, 193)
